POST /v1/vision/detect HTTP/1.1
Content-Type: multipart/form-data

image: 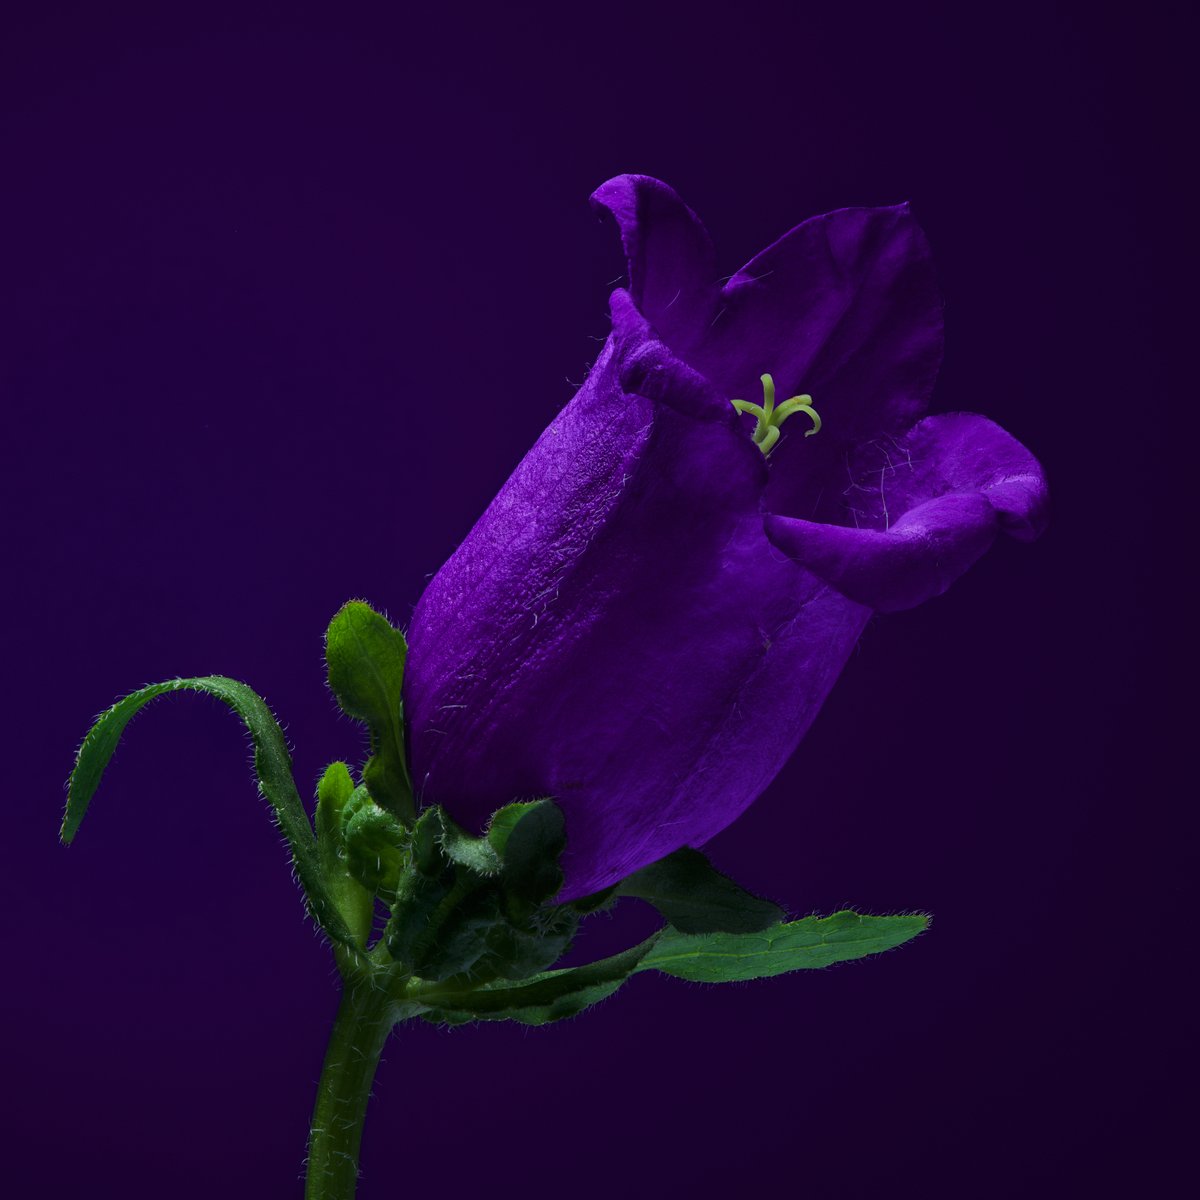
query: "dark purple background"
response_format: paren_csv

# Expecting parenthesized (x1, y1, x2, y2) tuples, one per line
(3, 3, 1190, 1197)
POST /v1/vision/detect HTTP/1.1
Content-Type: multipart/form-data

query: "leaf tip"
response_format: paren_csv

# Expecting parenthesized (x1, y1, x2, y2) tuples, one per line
(60, 781, 86, 845)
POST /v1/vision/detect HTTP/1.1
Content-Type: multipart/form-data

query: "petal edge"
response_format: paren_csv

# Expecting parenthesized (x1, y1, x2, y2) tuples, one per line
(591, 175, 718, 345)
(763, 412, 1048, 611)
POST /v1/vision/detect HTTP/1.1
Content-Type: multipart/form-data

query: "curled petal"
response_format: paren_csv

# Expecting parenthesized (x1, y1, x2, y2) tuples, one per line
(763, 412, 1048, 611)
(611, 289, 741, 424)
(591, 175, 719, 348)
(765, 494, 996, 612)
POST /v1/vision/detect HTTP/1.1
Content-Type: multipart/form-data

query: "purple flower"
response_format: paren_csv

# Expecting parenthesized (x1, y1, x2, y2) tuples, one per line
(403, 175, 1048, 901)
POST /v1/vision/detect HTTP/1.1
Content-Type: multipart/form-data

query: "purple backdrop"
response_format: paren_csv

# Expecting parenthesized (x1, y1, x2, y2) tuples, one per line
(3, 4, 1189, 1197)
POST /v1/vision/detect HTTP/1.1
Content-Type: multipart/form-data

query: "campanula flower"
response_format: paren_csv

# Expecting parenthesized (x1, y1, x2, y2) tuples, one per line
(403, 175, 1048, 900)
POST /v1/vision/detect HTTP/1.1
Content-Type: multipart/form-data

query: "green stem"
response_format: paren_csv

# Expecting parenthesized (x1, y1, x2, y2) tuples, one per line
(305, 971, 398, 1200)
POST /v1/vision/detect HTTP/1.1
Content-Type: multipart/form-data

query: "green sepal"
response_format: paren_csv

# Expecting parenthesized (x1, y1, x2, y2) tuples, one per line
(384, 869, 452, 970)
(382, 801, 577, 983)
(437, 810, 502, 877)
(62, 676, 354, 948)
(636, 911, 929, 983)
(434, 800, 564, 892)
(341, 785, 406, 901)
(386, 868, 500, 982)
(415, 936, 657, 1026)
(418, 888, 502, 980)
(315, 762, 373, 947)
(485, 800, 543, 856)
(324, 601, 413, 822)
(617, 847, 785, 934)
(409, 806, 444, 877)
(408, 894, 578, 985)
(483, 905, 578, 980)
(491, 799, 565, 905)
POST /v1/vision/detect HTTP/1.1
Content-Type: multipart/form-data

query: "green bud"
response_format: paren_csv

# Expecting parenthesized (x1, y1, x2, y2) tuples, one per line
(342, 785, 406, 900)
(314, 761, 373, 948)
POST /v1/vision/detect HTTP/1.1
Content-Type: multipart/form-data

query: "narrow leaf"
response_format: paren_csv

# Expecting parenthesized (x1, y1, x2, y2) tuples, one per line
(315, 761, 356, 852)
(618, 847, 785, 933)
(63, 676, 354, 946)
(637, 911, 929, 983)
(417, 936, 658, 1026)
(316, 762, 373, 946)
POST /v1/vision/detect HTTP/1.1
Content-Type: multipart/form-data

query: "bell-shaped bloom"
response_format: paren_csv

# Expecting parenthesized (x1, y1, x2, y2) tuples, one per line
(403, 176, 1048, 901)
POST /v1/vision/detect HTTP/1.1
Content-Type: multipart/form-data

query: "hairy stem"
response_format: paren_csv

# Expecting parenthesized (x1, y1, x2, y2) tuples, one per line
(305, 971, 397, 1200)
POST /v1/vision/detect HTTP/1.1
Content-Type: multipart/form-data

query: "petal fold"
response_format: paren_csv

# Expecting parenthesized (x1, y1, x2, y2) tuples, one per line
(763, 412, 1048, 612)
(610, 289, 738, 424)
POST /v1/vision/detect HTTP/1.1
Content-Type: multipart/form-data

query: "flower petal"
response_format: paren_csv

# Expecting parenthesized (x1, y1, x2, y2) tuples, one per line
(590, 182, 946, 523)
(610, 288, 740, 424)
(591, 175, 719, 350)
(692, 204, 943, 442)
(763, 412, 1048, 612)
(404, 308, 864, 900)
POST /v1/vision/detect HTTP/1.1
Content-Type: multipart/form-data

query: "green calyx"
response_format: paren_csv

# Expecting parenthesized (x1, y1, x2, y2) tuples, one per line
(731, 372, 821, 455)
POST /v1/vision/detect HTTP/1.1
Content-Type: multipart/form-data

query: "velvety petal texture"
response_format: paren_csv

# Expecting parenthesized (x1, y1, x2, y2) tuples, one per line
(404, 176, 1048, 900)
(764, 412, 1049, 611)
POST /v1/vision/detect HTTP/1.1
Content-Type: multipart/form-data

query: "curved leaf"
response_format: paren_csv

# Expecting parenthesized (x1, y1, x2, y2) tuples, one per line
(416, 936, 658, 1026)
(63, 676, 353, 946)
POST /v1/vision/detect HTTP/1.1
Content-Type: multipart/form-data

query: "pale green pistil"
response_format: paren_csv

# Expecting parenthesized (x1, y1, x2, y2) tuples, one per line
(730, 373, 821, 455)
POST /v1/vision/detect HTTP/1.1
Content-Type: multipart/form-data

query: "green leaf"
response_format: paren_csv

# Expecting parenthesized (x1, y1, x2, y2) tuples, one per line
(618, 847, 785, 934)
(63, 676, 354, 947)
(416, 936, 658, 1026)
(324, 601, 412, 821)
(315, 761, 356, 849)
(637, 911, 929, 983)
(324, 601, 407, 727)
(315, 762, 373, 947)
